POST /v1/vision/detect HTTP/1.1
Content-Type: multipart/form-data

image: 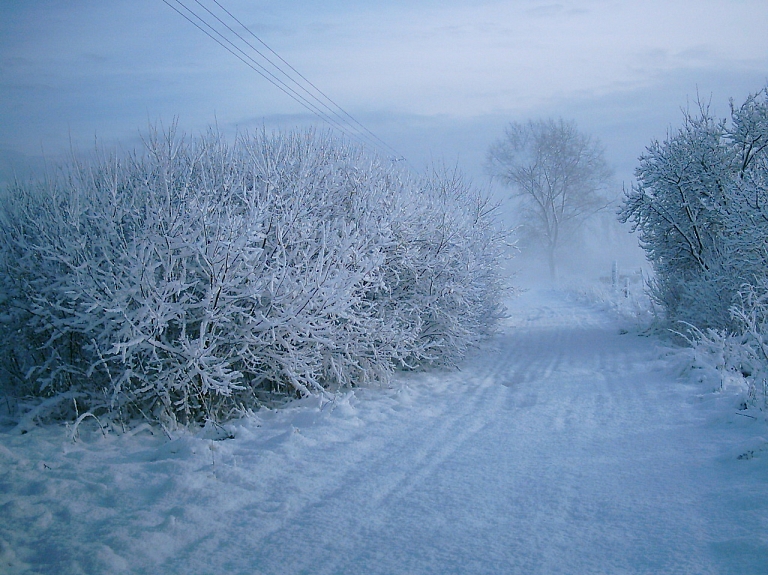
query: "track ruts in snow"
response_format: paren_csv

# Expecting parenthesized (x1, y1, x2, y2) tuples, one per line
(1, 288, 767, 574)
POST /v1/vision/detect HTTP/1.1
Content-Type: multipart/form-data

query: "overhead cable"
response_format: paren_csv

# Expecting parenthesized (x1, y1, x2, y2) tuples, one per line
(191, 0, 367, 144)
(208, 0, 404, 159)
(161, 0, 405, 161)
(162, 0, 363, 144)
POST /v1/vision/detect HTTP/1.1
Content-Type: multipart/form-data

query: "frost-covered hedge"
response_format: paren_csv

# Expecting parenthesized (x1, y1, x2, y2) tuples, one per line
(620, 88, 768, 332)
(620, 88, 768, 409)
(681, 285, 768, 412)
(0, 127, 507, 424)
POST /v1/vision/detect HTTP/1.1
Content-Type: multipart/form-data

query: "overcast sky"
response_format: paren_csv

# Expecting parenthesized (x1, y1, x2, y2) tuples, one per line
(1, 0, 767, 187)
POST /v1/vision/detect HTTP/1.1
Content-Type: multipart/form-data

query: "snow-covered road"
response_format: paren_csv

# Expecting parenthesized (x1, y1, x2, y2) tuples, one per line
(2, 288, 767, 574)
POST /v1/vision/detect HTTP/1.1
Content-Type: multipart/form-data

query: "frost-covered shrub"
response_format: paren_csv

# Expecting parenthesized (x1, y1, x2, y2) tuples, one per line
(683, 287, 768, 410)
(0, 127, 507, 424)
(620, 88, 768, 332)
(727, 284, 768, 407)
(374, 166, 507, 368)
(621, 88, 768, 410)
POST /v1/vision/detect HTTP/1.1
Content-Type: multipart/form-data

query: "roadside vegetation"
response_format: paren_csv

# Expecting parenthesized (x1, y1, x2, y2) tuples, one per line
(0, 126, 508, 427)
(620, 87, 768, 412)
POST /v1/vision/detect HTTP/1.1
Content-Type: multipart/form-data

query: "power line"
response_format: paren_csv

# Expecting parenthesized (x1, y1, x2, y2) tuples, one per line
(190, 0, 362, 142)
(188, 0, 385, 151)
(207, 0, 404, 159)
(161, 0, 406, 161)
(162, 0, 364, 145)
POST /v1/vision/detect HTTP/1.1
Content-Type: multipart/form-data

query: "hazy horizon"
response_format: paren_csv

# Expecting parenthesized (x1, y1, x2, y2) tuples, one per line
(3, 1, 767, 178)
(2, 0, 767, 279)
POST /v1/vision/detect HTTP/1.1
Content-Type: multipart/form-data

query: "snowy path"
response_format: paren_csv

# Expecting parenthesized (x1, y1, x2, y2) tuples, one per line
(1, 289, 767, 574)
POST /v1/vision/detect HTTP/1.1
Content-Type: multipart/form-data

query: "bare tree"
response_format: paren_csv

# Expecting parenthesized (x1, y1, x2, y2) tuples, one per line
(487, 118, 613, 279)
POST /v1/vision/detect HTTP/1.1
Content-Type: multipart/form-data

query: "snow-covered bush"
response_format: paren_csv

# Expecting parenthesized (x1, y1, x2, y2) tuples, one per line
(621, 88, 768, 412)
(375, 165, 507, 367)
(560, 267, 655, 331)
(0, 127, 508, 425)
(682, 291, 768, 411)
(620, 88, 768, 332)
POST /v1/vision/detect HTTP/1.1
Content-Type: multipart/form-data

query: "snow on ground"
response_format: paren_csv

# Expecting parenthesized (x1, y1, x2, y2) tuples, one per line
(1, 287, 767, 574)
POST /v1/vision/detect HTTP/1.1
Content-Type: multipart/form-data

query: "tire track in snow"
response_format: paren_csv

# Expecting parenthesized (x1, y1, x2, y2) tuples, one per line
(4, 288, 767, 575)
(151, 349, 515, 574)
(258, 371, 510, 575)
(250, 289, 763, 575)
(209, 294, 613, 573)
(465, 291, 717, 575)
(245, 292, 634, 574)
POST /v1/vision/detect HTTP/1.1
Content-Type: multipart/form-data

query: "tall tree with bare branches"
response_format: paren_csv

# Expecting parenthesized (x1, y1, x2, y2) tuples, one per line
(487, 118, 613, 279)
